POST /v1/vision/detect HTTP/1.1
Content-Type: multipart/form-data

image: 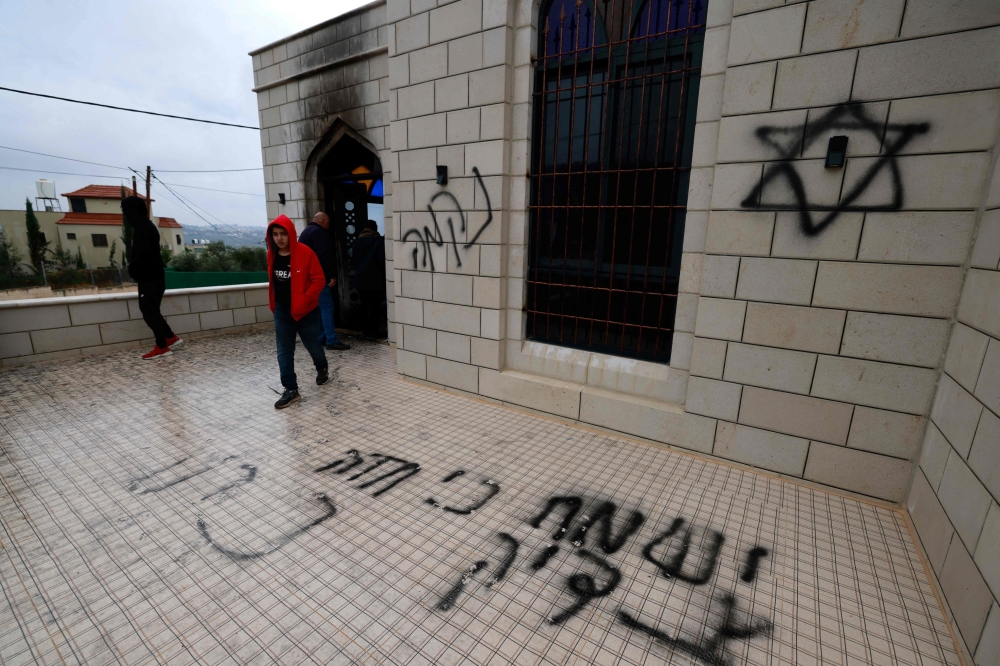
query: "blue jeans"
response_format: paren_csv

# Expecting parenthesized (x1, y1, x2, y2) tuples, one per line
(316, 285, 341, 345)
(274, 303, 327, 391)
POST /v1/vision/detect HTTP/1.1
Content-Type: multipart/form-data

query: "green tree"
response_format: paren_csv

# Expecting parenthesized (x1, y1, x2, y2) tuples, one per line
(120, 185, 134, 265)
(168, 250, 200, 272)
(0, 235, 24, 276)
(24, 199, 49, 272)
(50, 247, 74, 270)
(75, 247, 85, 269)
(108, 240, 118, 270)
(160, 248, 173, 266)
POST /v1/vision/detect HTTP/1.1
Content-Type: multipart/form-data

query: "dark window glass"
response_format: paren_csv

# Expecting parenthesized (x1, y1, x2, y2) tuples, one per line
(40, 232, 46, 244)
(176, 235, 182, 245)
(70, 198, 87, 213)
(526, 0, 705, 363)
(92, 234, 108, 247)
(67, 233, 76, 240)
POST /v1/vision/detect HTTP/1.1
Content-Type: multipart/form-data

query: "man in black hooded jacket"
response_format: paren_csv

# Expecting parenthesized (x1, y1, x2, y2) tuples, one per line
(123, 195, 180, 359)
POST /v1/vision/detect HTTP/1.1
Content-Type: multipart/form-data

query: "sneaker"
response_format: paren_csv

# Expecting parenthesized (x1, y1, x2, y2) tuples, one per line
(165, 335, 184, 349)
(274, 389, 300, 409)
(141, 345, 172, 360)
(324, 341, 351, 351)
(316, 367, 330, 386)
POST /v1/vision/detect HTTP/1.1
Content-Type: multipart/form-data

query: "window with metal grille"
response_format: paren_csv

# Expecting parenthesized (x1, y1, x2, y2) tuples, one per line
(526, 0, 705, 363)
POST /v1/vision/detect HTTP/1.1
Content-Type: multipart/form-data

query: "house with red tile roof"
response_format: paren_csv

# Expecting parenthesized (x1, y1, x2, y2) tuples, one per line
(56, 185, 185, 268)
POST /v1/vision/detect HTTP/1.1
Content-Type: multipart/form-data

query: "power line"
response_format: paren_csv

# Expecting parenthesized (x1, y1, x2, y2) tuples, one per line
(159, 182, 263, 197)
(0, 145, 128, 170)
(0, 165, 262, 197)
(155, 167, 262, 173)
(0, 165, 129, 180)
(0, 86, 260, 130)
(0, 144, 262, 173)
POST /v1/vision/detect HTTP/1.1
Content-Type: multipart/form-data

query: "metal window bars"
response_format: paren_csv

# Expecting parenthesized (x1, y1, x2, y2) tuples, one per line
(526, 0, 705, 363)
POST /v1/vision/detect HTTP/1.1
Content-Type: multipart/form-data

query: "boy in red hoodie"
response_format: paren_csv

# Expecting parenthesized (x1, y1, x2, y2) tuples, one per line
(266, 215, 329, 408)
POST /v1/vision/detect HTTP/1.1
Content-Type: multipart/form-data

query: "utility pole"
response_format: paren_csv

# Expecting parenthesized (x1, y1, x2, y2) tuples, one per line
(132, 175, 137, 195)
(145, 166, 151, 215)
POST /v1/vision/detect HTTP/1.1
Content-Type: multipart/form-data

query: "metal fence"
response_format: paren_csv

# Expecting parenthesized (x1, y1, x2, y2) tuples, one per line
(526, 0, 705, 363)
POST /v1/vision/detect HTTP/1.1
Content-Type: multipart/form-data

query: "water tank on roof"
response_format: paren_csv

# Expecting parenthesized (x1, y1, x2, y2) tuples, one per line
(36, 179, 56, 199)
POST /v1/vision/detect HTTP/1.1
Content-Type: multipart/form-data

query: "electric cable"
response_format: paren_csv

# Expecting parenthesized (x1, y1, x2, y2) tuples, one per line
(0, 166, 130, 180)
(0, 144, 262, 174)
(0, 85, 260, 129)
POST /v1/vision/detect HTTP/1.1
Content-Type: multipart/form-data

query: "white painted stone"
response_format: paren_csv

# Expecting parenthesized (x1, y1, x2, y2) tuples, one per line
(805, 442, 911, 502)
(858, 212, 975, 266)
(938, 450, 993, 553)
(848, 406, 925, 460)
(958, 270, 1000, 339)
(704, 211, 774, 256)
(931, 375, 985, 458)
(908, 471, 955, 574)
(728, 4, 807, 65)
(813, 262, 963, 318)
(694, 298, 746, 342)
(770, 212, 863, 261)
(721, 62, 776, 116)
(713, 421, 810, 477)
(975, 340, 1000, 417)
(801, 0, 904, 52)
(690, 337, 727, 380)
(742, 303, 845, 354)
(840, 312, 950, 368)
(686, 376, 742, 421)
(723, 342, 817, 395)
(479, 369, 582, 419)
(853, 27, 1000, 100)
(735, 258, 817, 306)
(811, 356, 937, 415)
(772, 50, 857, 110)
(969, 409, 1000, 502)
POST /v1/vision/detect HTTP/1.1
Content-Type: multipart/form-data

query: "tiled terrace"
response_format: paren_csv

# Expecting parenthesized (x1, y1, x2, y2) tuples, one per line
(0, 330, 961, 665)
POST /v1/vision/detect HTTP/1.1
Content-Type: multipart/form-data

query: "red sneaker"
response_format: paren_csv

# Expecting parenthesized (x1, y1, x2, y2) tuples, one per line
(165, 335, 184, 348)
(141, 345, 173, 360)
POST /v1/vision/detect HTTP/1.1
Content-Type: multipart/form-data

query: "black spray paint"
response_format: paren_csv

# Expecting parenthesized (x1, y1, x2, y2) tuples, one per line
(201, 464, 258, 501)
(438, 560, 489, 611)
(740, 546, 768, 583)
(128, 455, 237, 495)
(568, 501, 645, 554)
(549, 549, 621, 625)
(401, 166, 494, 271)
(197, 494, 338, 562)
(643, 518, 724, 585)
(315, 450, 421, 497)
(740, 104, 930, 236)
(526, 496, 583, 541)
(618, 593, 772, 666)
(426, 470, 500, 515)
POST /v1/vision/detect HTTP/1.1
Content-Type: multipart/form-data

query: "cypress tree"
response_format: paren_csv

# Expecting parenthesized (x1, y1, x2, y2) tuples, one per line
(25, 198, 49, 272)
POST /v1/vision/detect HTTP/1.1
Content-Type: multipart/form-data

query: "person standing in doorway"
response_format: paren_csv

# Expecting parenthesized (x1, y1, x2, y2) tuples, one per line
(266, 215, 330, 409)
(298, 211, 350, 351)
(352, 219, 387, 338)
(123, 195, 181, 360)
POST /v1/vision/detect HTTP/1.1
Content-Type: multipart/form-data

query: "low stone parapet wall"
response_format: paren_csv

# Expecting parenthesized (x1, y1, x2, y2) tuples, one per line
(0, 283, 272, 368)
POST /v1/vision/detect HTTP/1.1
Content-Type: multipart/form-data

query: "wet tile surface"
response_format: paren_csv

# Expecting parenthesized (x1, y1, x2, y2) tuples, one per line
(0, 330, 959, 665)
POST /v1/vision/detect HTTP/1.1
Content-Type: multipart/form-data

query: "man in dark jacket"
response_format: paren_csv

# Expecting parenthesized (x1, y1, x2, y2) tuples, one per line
(352, 219, 387, 338)
(298, 211, 349, 351)
(123, 195, 180, 360)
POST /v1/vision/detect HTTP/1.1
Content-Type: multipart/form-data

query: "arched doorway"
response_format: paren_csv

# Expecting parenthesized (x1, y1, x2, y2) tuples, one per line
(304, 123, 385, 332)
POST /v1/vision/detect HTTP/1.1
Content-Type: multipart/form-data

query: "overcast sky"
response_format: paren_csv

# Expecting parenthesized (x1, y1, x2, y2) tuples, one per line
(0, 0, 370, 227)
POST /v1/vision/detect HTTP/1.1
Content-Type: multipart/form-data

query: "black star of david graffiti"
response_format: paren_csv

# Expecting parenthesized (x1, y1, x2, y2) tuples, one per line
(740, 104, 930, 236)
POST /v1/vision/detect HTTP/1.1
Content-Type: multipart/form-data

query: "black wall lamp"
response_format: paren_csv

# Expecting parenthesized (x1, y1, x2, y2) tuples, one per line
(825, 136, 848, 168)
(278, 193, 286, 205)
(436, 165, 448, 185)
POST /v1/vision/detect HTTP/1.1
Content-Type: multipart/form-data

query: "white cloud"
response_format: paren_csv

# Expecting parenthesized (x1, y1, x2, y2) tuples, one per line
(0, 0, 370, 226)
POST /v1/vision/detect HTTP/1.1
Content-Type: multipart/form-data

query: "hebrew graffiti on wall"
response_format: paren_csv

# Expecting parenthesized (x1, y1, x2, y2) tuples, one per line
(401, 166, 494, 271)
(740, 104, 930, 236)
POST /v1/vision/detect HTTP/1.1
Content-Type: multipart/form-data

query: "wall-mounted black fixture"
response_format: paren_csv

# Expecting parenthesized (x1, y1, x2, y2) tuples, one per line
(278, 193, 286, 204)
(436, 165, 448, 185)
(825, 136, 848, 168)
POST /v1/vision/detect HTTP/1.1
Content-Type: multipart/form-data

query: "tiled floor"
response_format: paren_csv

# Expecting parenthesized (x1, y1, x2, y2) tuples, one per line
(0, 330, 959, 666)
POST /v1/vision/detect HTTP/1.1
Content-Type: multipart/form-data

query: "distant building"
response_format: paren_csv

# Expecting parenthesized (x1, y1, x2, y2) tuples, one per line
(0, 185, 186, 271)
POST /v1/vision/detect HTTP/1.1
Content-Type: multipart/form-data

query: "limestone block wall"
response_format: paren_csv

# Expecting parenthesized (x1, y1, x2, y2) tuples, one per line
(688, 0, 1000, 506)
(0, 284, 273, 368)
(908, 132, 1000, 662)
(250, 0, 396, 342)
(387, 0, 513, 387)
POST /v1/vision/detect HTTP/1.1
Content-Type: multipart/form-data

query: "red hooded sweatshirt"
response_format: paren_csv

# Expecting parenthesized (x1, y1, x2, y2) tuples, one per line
(266, 215, 326, 320)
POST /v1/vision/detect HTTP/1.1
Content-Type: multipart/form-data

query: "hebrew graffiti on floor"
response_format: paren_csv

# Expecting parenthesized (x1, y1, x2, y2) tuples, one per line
(314, 449, 421, 497)
(401, 166, 494, 271)
(740, 104, 930, 236)
(426, 469, 500, 514)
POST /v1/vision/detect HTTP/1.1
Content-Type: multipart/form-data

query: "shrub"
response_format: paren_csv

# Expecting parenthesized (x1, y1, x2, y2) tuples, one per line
(168, 242, 266, 272)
